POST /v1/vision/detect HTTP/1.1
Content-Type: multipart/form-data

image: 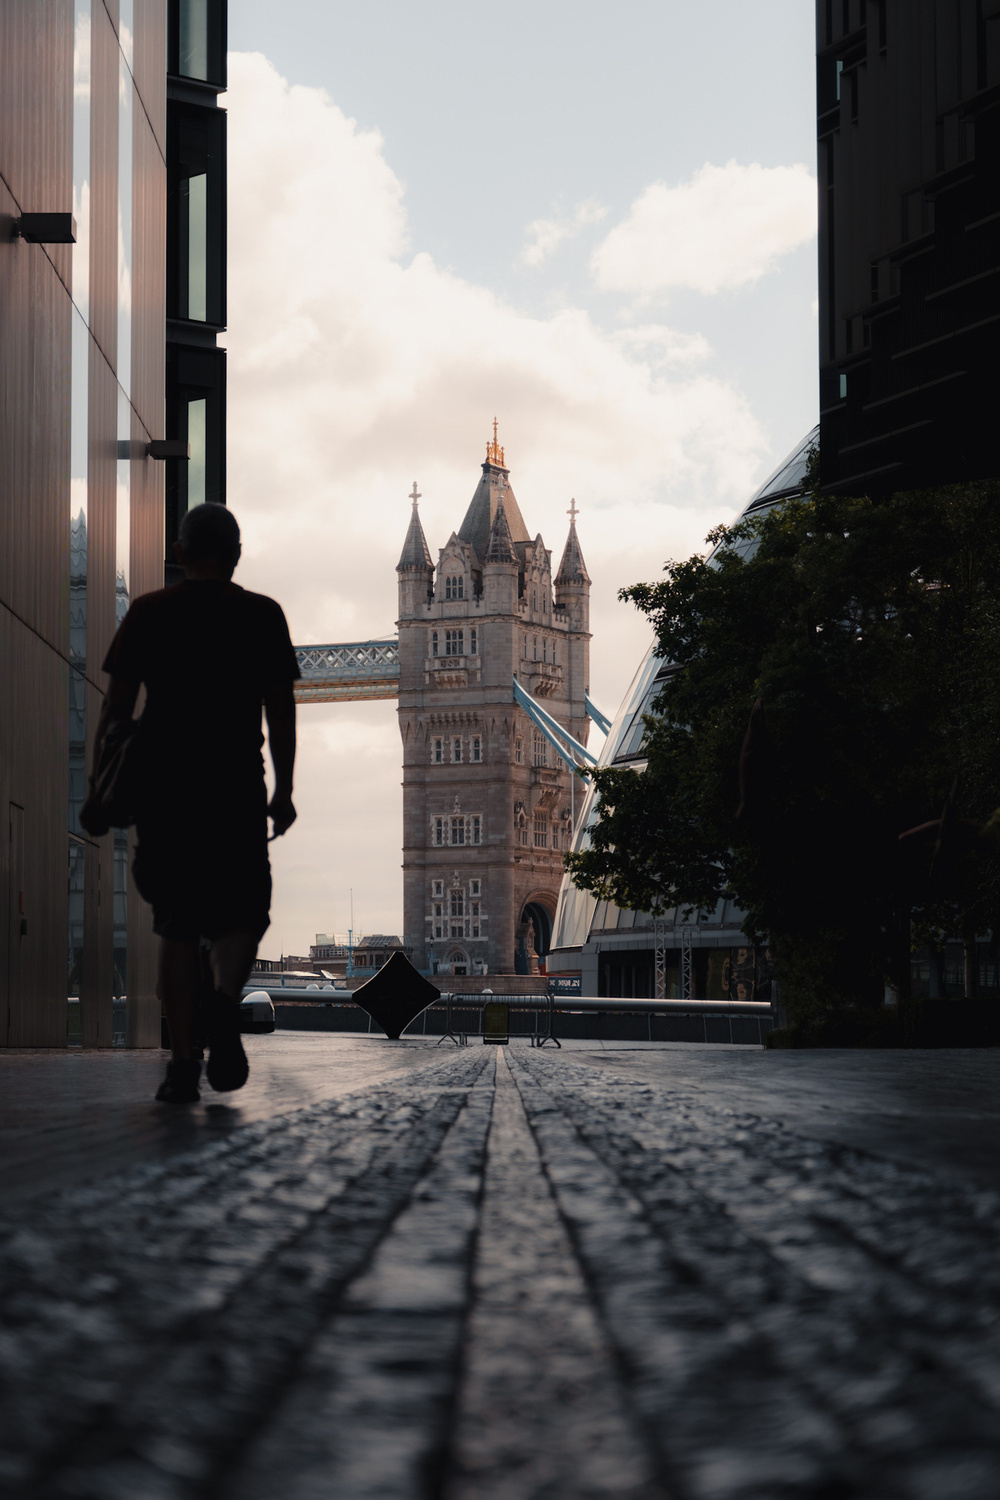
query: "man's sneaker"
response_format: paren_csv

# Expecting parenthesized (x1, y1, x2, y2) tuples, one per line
(155, 1058, 202, 1103)
(206, 992, 250, 1092)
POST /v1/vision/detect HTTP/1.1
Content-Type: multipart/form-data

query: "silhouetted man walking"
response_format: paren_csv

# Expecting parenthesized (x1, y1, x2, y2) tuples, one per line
(83, 504, 298, 1102)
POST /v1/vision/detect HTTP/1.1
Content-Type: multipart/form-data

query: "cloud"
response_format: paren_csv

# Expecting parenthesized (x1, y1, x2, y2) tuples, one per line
(520, 197, 609, 267)
(591, 160, 817, 299)
(224, 54, 776, 951)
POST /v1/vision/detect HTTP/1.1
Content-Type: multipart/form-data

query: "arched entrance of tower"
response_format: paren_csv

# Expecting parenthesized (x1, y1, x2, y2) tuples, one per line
(516, 896, 555, 975)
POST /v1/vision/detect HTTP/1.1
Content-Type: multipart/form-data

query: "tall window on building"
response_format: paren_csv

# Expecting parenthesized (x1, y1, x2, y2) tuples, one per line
(471, 815, 481, 845)
(434, 902, 443, 937)
(434, 817, 444, 845)
(433, 738, 443, 764)
(164, 345, 225, 560)
(471, 903, 480, 937)
(450, 889, 464, 937)
(444, 629, 464, 656)
(533, 730, 547, 767)
(515, 737, 523, 764)
(451, 817, 465, 846)
(534, 813, 548, 847)
(169, 0, 226, 85)
(471, 736, 481, 762)
(167, 104, 225, 327)
(470, 628, 478, 655)
(445, 575, 464, 599)
(470, 879, 481, 897)
(433, 880, 443, 897)
(431, 631, 439, 657)
(452, 736, 462, 762)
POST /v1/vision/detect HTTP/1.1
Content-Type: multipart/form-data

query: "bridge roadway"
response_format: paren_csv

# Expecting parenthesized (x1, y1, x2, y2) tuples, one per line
(1, 1036, 1000, 1499)
(294, 640, 400, 704)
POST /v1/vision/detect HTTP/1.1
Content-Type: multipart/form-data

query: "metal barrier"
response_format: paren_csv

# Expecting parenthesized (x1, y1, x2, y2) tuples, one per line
(255, 987, 774, 1047)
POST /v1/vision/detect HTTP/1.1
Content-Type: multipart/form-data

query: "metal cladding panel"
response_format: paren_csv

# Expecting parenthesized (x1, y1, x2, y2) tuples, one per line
(86, 348, 120, 676)
(1, 1, 167, 1047)
(130, 112, 167, 604)
(0, 180, 71, 647)
(0, 1, 73, 297)
(81, 681, 113, 1050)
(0, 5, 73, 1046)
(133, 0, 168, 161)
(126, 824, 160, 1048)
(0, 615, 70, 1049)
(89, 1, 120, 371)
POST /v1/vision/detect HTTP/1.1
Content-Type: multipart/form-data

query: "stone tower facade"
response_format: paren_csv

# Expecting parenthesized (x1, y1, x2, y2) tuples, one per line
(397, 433, 591, 977)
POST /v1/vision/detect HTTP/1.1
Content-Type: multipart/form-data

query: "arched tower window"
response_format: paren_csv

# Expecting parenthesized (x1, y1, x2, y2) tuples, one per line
(445, 575, 464, 600)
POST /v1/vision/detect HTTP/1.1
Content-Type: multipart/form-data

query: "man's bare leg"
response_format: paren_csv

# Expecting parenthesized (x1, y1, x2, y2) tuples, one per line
(201, 929, 258, 1093)
(209, 929, 259, 999)
(158, 938, 201, 1061)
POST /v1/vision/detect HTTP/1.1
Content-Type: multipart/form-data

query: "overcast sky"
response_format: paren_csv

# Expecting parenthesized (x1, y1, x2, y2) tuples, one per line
(223, 1, 819, 957)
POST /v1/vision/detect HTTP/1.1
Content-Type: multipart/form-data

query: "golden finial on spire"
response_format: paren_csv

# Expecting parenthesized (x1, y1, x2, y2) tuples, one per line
(486, 418, 506, 468)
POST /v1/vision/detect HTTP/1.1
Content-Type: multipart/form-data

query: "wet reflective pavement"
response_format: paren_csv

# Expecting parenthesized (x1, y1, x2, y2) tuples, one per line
(1, 1036, 999, 1499)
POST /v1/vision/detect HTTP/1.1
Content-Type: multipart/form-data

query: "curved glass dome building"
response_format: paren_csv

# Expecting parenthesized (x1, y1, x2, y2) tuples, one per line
(549, 427, 818, 999)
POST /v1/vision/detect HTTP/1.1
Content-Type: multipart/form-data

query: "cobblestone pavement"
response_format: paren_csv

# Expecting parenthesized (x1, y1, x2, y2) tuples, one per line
(1, 1039, 999, 1499)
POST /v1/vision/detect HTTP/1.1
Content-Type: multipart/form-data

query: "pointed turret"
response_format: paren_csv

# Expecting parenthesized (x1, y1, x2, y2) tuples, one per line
(555, 500, 590, 587)
(397, 481, 433, 571)
(484, 497, 517, 564)
(456, 421, 531, 564)
(397, 482, 434, 623)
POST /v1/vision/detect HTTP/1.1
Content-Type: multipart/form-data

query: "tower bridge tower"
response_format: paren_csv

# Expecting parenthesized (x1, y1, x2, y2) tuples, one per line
(396, 430, 591, 977)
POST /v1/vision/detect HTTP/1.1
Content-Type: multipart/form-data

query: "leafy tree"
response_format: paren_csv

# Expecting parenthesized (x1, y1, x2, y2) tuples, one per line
(565, 482, 1000, 1021)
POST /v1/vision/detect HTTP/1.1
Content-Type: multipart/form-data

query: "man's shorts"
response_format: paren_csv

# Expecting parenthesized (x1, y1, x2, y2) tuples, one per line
(132, 790, 271, 943)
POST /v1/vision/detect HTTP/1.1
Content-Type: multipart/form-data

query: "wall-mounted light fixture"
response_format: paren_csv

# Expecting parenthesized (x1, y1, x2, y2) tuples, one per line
(148, 440, 191, 460)
(14, 213, 77, 243)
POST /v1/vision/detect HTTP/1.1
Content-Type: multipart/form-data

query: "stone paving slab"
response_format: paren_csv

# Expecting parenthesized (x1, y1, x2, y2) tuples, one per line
(0, 1038, 998, 1499)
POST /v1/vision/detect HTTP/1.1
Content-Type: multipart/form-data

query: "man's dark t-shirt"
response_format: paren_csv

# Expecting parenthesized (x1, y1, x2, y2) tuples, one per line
(102, 579, 299, 939)
(104, 579, 299, 807)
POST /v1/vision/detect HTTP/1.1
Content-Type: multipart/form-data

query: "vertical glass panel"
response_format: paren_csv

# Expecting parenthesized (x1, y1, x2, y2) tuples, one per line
(186, 173, 207, 320)
(117, 37, 133, 398)
(178, 171, 208, 321)
(187, 397, 207, 510)
(179, 0, 209, 80)
(116, 5, 133, 1035)
(72, 0, 91, 319)
(68, 838, 85, 1041)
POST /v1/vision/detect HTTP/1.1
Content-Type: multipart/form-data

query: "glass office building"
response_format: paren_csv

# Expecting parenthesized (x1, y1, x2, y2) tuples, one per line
(549, 429, 818, 999)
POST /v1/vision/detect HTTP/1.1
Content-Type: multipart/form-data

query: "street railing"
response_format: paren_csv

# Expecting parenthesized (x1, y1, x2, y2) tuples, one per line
(249, 986, 774, 1047)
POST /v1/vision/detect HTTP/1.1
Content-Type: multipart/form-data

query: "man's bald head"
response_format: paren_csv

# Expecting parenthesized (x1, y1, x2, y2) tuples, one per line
(178, 503, 241, 577)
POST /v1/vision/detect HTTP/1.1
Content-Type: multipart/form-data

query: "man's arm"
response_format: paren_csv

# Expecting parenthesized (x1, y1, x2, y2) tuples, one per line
(264, 682, 297, 837)
(79, 677, 140, 828)
(92, 676, 140, 748)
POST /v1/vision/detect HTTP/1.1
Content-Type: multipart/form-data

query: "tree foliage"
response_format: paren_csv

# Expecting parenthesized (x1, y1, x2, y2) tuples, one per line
(565, 483, 1000, 1018)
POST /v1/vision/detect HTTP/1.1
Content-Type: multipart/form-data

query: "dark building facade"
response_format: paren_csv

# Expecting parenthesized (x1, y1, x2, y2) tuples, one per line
(818, 0, 1000, 493)
(165, 0, 227, 574)
(1, 0, 227, 1049)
